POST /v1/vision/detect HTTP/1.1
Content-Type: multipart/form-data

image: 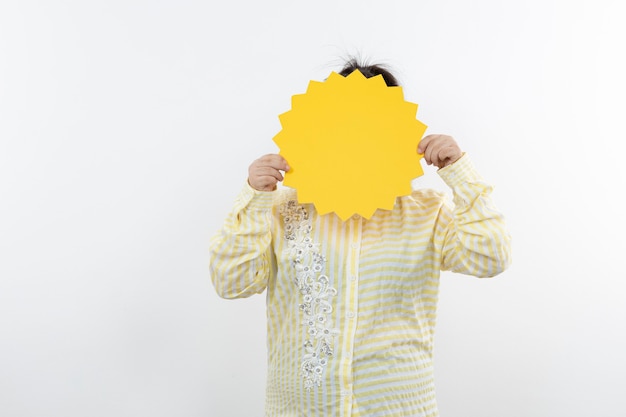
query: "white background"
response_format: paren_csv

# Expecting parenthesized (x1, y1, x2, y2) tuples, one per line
(1, 1, 625, 416)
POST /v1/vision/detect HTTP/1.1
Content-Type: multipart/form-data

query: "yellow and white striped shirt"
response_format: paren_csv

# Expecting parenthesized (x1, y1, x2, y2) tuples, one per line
(209, 154, 511, 417)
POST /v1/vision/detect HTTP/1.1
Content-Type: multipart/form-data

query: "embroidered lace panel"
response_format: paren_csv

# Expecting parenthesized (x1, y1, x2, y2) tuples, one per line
(279, 200, 339, 391)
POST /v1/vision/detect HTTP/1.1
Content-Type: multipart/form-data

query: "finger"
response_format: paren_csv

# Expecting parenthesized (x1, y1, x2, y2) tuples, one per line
(429, 147, 441, 168)
(252, 166, 284, 182)
(438, 146, 455, 163)
(417, 134, 442, 154)
(249, 171, 283, 191)
(256, 175, 279, 188)
(438, 145, 463, 167)
(257, 154, 290, 172)
(425, 139, 441, 166)
(432, 147, 451, 168)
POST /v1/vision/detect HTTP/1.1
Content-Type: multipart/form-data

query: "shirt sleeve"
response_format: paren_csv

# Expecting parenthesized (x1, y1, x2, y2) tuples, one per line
(436, 154, 512, 278)
(209, 182, 276, 298)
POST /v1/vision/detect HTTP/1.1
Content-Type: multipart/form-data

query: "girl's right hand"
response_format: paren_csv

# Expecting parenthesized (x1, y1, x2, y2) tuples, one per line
(248, 154, 290, 191)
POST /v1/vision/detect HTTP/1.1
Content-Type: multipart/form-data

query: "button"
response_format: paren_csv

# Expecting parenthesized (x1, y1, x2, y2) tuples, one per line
(350, 275, 357, 281)
(352, 214, 360, 220)
(347, 311, 355, 318)
(340, 390, 352, 397)
(351, 243, 358, 249)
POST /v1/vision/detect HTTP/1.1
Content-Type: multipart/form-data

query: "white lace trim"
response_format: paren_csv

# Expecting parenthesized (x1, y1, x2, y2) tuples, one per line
(279, 200, 339, 391)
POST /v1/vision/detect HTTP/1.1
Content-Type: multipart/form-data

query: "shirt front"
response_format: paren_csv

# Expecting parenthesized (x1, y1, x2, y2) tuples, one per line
(209, 155, 511, 417)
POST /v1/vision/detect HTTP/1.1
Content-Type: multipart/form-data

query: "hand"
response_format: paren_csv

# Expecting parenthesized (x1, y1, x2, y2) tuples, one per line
(417, 134, 463, 169)
(248, 154, 290, 191)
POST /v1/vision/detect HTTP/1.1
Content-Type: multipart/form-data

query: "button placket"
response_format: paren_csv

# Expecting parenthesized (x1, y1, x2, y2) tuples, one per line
(340, 212, 362, 407)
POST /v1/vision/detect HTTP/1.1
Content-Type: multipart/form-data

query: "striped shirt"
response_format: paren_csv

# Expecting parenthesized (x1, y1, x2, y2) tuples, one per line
(209, 154, 512, 417)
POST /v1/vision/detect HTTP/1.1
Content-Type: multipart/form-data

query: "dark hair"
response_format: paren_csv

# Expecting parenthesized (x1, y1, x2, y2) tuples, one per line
(338, 58, 400, 87)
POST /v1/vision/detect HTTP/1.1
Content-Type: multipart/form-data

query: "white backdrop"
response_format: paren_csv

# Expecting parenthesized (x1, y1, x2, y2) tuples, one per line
(1, 1, 624, 416)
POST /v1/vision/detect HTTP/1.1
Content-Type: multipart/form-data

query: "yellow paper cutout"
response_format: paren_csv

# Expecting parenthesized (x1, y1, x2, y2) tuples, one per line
(273, 70, 427, 221)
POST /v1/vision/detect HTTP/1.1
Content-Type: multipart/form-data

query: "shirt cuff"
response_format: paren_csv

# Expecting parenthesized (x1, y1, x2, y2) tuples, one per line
(238, 181, 276, 211)
(437, 153, 483, 188)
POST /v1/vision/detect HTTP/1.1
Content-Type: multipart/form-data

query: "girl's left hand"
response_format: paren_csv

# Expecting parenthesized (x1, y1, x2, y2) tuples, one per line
(417, 134, 463, 169)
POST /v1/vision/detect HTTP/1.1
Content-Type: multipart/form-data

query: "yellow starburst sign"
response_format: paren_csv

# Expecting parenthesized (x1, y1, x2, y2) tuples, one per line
(273, 70, 427, 221)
